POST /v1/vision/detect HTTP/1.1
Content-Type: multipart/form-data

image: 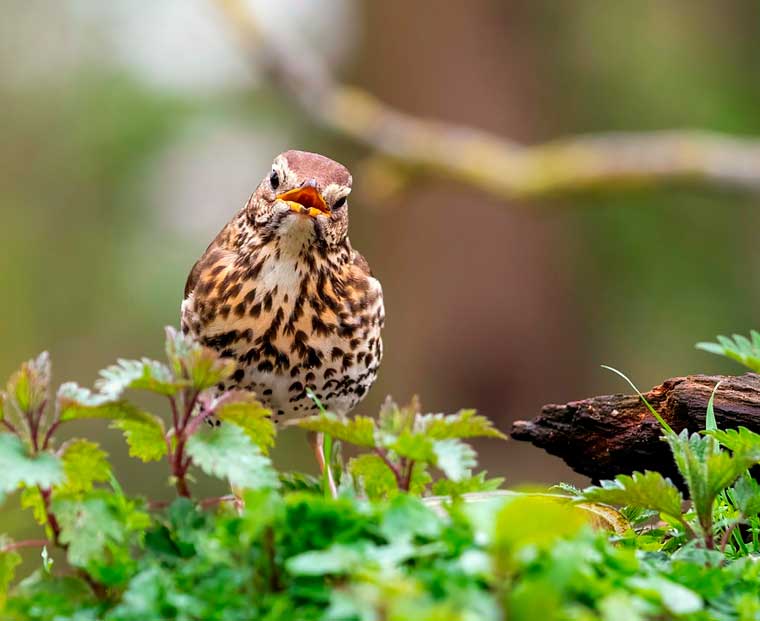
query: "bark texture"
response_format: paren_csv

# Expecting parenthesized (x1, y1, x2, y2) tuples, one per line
(511, 373, 760, 483)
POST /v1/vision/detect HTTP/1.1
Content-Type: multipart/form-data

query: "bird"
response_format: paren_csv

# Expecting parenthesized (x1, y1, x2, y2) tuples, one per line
(181, 150, 384, 474)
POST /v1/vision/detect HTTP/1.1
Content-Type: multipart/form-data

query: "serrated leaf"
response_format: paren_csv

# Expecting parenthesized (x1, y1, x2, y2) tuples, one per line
(417, 409, 507, 440)
(96, 358, 184, 398)
(6, 352, 50, 416)
(0, 434, 63, 493)
(433, 438, 477, 481)
(58, 439, 111, 495)
(348, 453, 397, 500)
(20, 486, 48, 526)
(0, 548, 22, 609)
(390, 431, 435, 461)
(164, 326, 234, 391)
(708, 427, 760, 459)
(297, 414, 376, 448)
(377, 396, 419, 436)
(110, 412, 167, 462)
(187, 424, 278, 490)
(57, 383, 140, 422)
(582, 471, 685, 521)
(733, 475, 760, 516)
(431, 471, 504, 497)
(696, 332, 760, 373)
(53, 496, 124, 567)
(215, 392, 275, 453)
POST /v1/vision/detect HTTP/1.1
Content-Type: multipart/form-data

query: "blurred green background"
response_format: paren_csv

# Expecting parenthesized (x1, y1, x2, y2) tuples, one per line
(2, 0, 759, 540)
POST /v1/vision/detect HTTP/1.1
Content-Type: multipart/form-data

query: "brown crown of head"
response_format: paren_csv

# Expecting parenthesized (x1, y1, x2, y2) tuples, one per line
(246, 150, 353, 247)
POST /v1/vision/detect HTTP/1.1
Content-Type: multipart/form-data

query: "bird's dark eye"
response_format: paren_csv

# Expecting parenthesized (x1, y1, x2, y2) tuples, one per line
(333, 196, 347, 210)
(270, 170, 280, 189)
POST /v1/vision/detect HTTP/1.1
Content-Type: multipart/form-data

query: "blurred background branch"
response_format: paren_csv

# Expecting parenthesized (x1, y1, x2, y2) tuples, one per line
(216, 0, 760, 201)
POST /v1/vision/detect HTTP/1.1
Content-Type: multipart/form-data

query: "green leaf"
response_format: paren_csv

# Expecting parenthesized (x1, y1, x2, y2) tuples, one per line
(53, 496, 125, 567)
(732, 475, 760, 517)
(110, 412, 167, 462)
(666, 431, 750, 530)
(704, 381, 721, 432)
(696, 332, 760, 373)
(6, 352, 50, 416)
(418, 409, 507, 440)
(582, 471, 685, 521)
(297, 414, 377, 448)
(96, 358, 184, 398)
(20, 486, 48, 526)
(377, 396, 419, 436)
(57, 383, 139, 422)
(390, 431, 435, 461)
(708, 427, 760, 460)
(433, 438, 477, 481)
(164, 326, 234, 391)
(58, 439, 111, 495)
(187, 424, 279, 490)
(0, 434, 63, 493)
(628, 576, 702, 616)
(0, 548, 22, 610)
(348, 453, 398, 500)
(215, 392, 275, 453)
(431, 471, 505, 496)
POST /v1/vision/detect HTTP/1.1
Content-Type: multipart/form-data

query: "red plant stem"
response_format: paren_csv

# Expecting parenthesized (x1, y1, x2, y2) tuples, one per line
(39, 486, 62, 544)
(41, 417, 60, 450)
(169, 395, 180, 434)
(399, 459, 415, 492)
(721, 522, 740, 554)
(374, 447, 403, 488)
(1, 418, 19, 435)
(0, 539, 48, 553)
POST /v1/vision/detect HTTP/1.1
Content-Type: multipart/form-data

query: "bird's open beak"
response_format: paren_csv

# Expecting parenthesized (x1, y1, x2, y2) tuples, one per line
(277, 183, 330, 217)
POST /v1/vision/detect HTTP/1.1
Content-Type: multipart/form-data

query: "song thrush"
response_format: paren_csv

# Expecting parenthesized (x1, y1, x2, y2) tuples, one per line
(181, 150, 384, 452)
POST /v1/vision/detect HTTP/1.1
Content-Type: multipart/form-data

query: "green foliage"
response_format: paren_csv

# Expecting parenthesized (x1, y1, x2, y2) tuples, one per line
(58, 439, 111, 495)
(215, 391, 276, 453)
(186, 424, 279, 490)
(697, 331, 760, 373)
(0, 434, 62, 493)
(300, 397, 505, 498)
(110, 414, 167, 462)
(96, 358, 184, 398)
(6, 331, 760, 619)
(582, 470, 685, 522)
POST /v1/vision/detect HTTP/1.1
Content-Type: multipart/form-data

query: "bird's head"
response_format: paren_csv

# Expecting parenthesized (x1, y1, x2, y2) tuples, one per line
(247, 150, 352, 249)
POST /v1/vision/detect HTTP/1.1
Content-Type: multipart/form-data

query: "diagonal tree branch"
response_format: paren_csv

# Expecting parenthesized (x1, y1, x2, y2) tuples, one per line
(214, 0, 760, 200)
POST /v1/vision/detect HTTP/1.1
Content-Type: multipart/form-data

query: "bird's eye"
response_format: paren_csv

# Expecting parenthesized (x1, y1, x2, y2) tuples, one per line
(270, 170, 280, 189)
(333, 196, 347, 210)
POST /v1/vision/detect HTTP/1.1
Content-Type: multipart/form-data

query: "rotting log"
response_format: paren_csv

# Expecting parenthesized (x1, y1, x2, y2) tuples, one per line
(511, 373, 760, 484)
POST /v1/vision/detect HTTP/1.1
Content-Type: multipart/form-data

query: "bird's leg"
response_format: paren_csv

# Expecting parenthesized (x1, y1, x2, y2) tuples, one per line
(308, 431, 337, 497)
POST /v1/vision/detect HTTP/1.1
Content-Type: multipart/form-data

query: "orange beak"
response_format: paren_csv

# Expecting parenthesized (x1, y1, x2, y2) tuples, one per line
(276, 183, 330, 217)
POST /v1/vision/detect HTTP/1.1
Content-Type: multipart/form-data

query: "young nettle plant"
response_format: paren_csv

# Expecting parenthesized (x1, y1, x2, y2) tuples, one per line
(57, 327, 278, 497)
(581, 358, 760, 553)
(0, 329, 279, 595)
(298, 396, 507, 500)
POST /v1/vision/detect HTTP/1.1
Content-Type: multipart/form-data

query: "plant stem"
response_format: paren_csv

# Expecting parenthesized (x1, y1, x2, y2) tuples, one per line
(720, 522, 740, 554)
(1, 418, 19, 435)
(0, 539, 48, 553)
(39, 486, 62, 545)
(374, 447, 403, 488)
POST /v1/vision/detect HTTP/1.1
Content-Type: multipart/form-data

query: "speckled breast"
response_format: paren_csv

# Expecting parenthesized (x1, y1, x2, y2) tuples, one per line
(182, 246, 384, 423)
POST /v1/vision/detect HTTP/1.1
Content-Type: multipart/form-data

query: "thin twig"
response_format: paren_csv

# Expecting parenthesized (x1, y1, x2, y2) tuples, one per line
(1, 418, 19, 435)
(213, 0, 760, 200)
(0, 539, 49, 553)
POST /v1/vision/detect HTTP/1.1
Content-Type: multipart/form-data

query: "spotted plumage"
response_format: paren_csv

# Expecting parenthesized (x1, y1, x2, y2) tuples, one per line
(181, 150, 384, 423)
